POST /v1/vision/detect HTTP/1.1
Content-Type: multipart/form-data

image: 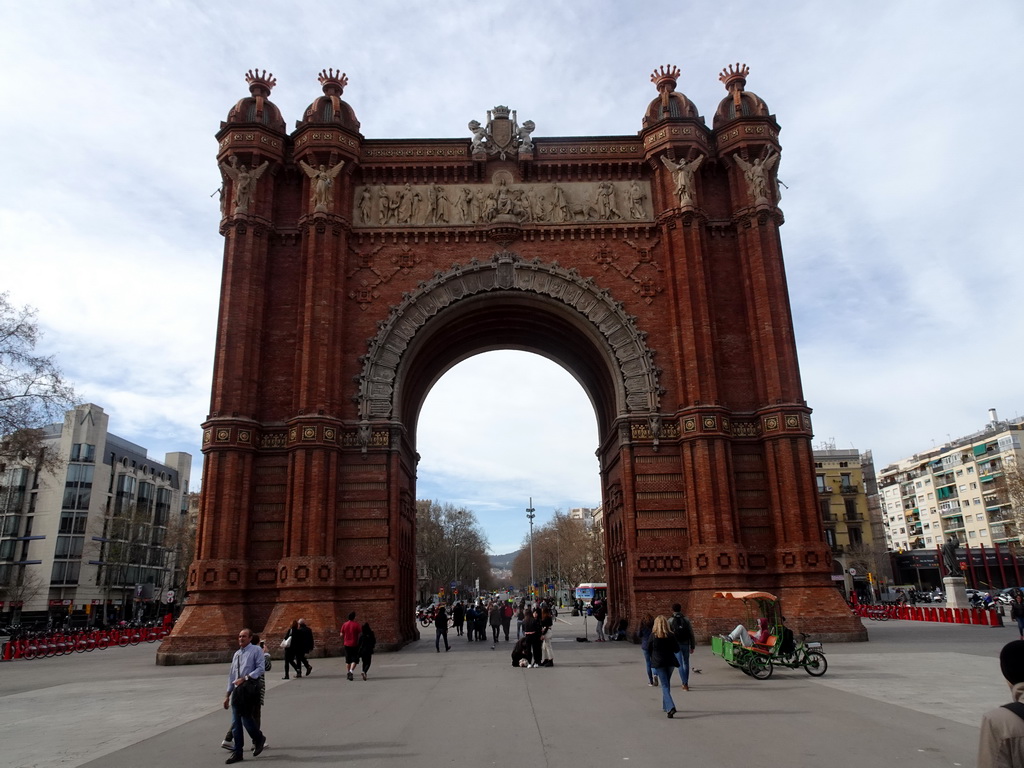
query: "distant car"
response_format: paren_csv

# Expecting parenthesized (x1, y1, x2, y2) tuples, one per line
(966, 589, 990, 600)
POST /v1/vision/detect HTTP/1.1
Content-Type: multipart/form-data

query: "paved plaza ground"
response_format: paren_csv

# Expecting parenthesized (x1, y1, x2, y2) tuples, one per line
(0, 613, 1013, 767)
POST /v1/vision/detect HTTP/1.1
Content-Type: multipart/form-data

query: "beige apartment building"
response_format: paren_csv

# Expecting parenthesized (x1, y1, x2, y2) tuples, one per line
(0, 404, 191, 623)
(878, 411, 1023, 555)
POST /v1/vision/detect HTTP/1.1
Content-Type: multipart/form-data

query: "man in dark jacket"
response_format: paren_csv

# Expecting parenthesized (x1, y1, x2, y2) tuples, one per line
(669, 603, 696, 691)
(295, 618, 314, 676)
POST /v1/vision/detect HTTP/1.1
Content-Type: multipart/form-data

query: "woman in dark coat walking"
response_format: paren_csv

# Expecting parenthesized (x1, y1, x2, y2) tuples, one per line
(650, 615, 681, 717)
(282, 620, 301, 679)
(452, 601, 465, 636)
(488, 602, 503, 644)
(357, 622, 376, 680)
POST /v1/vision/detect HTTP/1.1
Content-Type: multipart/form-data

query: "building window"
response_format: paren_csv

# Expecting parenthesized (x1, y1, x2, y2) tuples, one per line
(849, 527, 863, 546)
(70, 443, 95, 462)
(978, 513, 985, 521)
(816, 474, 828, 492)
(824, 528, 836, 548)
(59, 511, 88, 534)
(967, 467, 974, 474)
(981, 529, 988, 536)
(969, 531, 977, 538)
(926, 537, 933, 544)
(50, 560, 81, 584)
(55, 535, 84, 558)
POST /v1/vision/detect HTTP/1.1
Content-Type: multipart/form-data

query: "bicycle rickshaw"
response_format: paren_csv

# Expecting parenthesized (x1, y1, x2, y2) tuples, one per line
(709, 591, 828, 680)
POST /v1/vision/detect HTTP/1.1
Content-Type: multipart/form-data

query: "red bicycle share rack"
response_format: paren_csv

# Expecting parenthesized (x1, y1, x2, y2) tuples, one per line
(853, 603, 1004, 626)
(1, 625, 170, 661)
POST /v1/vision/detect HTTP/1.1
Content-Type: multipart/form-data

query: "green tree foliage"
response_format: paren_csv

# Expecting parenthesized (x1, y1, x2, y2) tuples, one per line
(0, 292, 76, 472)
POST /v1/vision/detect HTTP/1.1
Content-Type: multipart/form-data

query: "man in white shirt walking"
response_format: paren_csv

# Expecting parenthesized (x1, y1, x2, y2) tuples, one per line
(222, 628, 267, 764)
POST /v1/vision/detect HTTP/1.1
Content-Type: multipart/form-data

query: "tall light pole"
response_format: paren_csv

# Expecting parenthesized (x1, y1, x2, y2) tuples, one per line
(527, 498, 536, 599)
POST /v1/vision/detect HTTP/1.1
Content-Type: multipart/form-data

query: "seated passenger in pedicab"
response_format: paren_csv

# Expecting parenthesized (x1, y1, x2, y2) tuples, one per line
(724, 617, 771, 648)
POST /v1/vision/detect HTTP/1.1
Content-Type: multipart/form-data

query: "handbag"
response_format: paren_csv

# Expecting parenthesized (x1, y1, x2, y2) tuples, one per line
(281, 635, 292, 649)
(230, 678, 260, 715)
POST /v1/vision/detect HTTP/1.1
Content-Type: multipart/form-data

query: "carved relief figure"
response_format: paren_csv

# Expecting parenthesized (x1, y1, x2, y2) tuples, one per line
(550, 185, 570, 223)
(595, 182, 622, 220)
(299, 159, 345, 212)
(377, 184, 393, 224)
(430, 185, 450, 224)
(219, 155, 270, 214)
(734, 148, 779, 206)
(660, 154, 704, 208)
(628, 181, 646, 219)
(358, 187, 372, 224)
(494, 179, 513, 218)
(457, 187, 474, 224)
(396, 184, 414, 225)
(529, 188, 547, 223)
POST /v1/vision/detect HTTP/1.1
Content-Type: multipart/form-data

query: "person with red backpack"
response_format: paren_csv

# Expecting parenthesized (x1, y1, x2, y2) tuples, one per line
(501, 601, 514, 641)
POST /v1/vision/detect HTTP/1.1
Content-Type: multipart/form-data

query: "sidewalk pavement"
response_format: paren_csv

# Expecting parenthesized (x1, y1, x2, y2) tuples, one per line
(0, 613, 1013, 768)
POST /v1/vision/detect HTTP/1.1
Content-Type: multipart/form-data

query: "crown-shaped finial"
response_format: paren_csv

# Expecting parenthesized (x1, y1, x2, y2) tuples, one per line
(318, 68, 349, 96)
(719, 63, 750, 91)
(491, 105, 511, 119)
(650, 65, 681, 91)
(245, 69, 277, 96)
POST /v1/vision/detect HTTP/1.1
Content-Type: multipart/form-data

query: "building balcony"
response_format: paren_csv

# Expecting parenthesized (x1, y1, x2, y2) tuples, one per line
(840, 484, 860, 495)
(817, 486, 833, 495)
(844, 512, 864, 522)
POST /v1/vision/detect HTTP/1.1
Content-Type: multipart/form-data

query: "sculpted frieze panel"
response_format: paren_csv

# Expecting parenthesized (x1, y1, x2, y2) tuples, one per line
(353, 180, 652, 228)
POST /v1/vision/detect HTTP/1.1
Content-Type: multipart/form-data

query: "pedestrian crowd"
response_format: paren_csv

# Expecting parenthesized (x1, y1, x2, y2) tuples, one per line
(214, 595, 706, 764)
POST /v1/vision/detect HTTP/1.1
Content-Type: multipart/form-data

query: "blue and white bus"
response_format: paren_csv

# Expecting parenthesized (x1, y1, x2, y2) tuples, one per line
(574, 582, 607, 602)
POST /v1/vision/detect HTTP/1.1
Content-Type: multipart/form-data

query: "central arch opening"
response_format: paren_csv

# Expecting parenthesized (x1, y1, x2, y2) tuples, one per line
(416, 350, 602, 557)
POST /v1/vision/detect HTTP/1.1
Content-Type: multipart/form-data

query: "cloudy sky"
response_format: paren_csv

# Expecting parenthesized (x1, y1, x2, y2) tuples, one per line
(2, 2, 1022, 555)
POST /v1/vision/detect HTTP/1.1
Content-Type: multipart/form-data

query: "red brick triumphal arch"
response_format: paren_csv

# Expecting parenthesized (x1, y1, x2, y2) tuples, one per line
(157, 64, 865, 664)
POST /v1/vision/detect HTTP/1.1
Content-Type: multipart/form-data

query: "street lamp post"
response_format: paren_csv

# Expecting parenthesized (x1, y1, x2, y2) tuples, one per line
(453, 541, 460, 590)
(527, 498, 536, 599)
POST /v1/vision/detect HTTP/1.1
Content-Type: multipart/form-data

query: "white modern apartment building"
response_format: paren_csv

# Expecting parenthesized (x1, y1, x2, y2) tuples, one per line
(0, 404, 191, 622)
(878, 410, 1023, 553)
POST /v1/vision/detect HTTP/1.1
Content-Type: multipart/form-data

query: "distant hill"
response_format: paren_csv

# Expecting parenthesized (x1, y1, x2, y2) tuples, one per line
(489, 551, 520, 569)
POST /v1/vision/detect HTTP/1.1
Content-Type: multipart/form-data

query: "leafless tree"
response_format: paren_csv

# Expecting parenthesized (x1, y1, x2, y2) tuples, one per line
(0, 567, 45, 621)
(0, 292, 76, 474)
(1004, 454, 1024, 543)
(416, 500, 493, 599)
(511, 511, 605, 595)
